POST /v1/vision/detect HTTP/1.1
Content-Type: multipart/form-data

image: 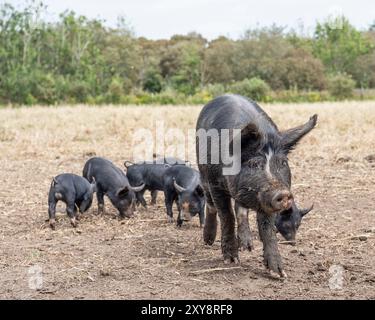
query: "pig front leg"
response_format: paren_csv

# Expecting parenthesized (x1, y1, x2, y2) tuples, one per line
(136, 190, 147, 208)
(257, 210, 286, 278)
(176, 200, 183, 227)
(76, 197, 93, 221)
(211, 189, 238, 264)
(164, 191, 175, 223)
(199, 209, 205, 228)
(235, 201, 254, 251)
(78, 196, 92, 214)
(150, 190, 158, 205)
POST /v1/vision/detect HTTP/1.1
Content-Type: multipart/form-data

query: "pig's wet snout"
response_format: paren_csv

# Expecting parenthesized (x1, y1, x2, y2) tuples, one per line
(272, 190, 293, 211)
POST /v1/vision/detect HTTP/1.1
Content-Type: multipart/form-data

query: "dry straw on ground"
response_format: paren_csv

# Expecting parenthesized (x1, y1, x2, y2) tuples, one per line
(0, 101, 374, 299)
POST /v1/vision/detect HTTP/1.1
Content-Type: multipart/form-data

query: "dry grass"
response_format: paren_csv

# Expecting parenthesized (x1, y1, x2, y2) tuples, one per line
(0, 101, 375, 299)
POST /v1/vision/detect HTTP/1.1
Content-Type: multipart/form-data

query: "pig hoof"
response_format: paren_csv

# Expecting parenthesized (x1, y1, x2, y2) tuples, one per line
(280, 270, 288, 279)
(98, 205, 105, 214)
(167, 216, 174, 223)
(224, 257, 240, 265)
(238, 238, 254, 251)
(70, 218, 77, 228)
(269, 269, 287, 280)
(49, 219, 56, 230)
(269, 270, 280, 279)
(203, 234, 215, 246)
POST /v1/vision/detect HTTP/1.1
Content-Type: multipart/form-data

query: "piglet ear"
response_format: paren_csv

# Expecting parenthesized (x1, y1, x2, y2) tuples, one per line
(117, 186, 129, 198)
(195, 184, 205, 197)
(281, 115, 318, 152)
(173, 179, 186, 193)
(300, 204, 314, 217)
(124, 161, 134, 168)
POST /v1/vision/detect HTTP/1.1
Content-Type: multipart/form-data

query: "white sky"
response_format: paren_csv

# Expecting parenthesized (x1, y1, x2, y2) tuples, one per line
(8, 0, 375, 39)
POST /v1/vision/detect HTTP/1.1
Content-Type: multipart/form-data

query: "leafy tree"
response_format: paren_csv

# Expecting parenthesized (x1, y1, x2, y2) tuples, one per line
(327, 73, 355, 99)
(229, 77, 270, 101)
(143, 68, 163, 93)
(203, 37, 236, 84)
(313, 16, 374, 76)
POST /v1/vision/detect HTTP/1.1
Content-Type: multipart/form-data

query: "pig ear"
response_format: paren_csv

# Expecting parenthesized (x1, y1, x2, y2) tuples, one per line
(281, 115, 318, 152)
(240, 122, 262, 146)
(230, 122, 262, 151)
(195, 185, 204, 197)
(117, 186, 129, 198)
(124, 161, 134, 168)
(130, 183, 145, 192)
(300, 204, 314, 217)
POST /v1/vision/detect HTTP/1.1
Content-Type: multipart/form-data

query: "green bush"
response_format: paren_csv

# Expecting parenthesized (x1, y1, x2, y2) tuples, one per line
(327, 73, 356, 99)
(228, 78, 270, 102)
(106, 77, 124, 103)
(204, 83, 226, 98)
(143, 69, 163, 93)
(187, 90, 213, 104)
(66, 80, 91, 103)
(270, 90, 330, 103)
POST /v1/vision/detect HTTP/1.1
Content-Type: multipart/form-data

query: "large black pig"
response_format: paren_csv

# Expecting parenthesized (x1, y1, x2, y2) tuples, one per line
(196, 94, 317, 277)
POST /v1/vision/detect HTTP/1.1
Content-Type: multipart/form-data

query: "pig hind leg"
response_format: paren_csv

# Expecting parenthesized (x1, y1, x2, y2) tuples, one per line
(48, 196, 57, 230)
(66, 201, 78, 228)
(235, 201, 254, 251)
(96, 187, 105, 214)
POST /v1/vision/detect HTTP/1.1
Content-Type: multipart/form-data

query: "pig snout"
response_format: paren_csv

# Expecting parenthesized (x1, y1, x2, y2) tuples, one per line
(271, 190, 293, 211)
(119, 207, 134, 219)
(181, 202, 192, 221)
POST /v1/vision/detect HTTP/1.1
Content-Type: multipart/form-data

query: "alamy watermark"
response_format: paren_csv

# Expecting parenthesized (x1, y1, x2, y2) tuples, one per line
(328, 264, 344, 290)
(131, 121, 242, 175)
(28, 265, 43, 290)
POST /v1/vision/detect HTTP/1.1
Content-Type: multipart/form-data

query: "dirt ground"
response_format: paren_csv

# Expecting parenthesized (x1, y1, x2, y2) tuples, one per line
(0, 102, 374, 300)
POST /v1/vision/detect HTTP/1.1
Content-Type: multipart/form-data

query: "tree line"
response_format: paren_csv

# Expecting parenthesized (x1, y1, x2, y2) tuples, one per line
(1, 1, 375, 105)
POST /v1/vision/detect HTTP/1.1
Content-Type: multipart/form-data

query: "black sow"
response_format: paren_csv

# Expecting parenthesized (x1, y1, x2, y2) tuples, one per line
(196, 94, 317, 277)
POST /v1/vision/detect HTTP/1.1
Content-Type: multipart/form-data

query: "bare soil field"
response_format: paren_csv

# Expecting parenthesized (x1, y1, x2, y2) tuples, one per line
(0, 102, 374, 300)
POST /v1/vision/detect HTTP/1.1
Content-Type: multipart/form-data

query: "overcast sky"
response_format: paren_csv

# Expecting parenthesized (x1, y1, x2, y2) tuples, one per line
(9, 0, 375, 39)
